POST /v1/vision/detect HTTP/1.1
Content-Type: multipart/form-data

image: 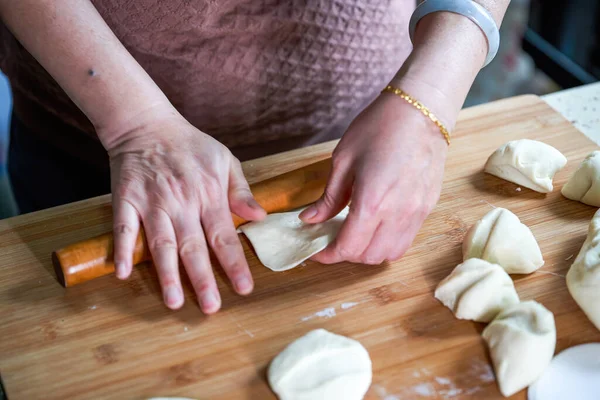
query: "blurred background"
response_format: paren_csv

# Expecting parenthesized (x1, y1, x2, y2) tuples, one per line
(0, 0, 598, 219)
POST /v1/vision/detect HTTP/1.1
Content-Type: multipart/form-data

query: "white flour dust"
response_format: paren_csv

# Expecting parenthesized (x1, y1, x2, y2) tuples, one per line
(440, 388, 463, 398)
(413, 383, 435, 396)
(301, 307, 337, 321)
(300, 300, 366, 321)
(435, 377, 451, 385)
(397, 360, 494, 398)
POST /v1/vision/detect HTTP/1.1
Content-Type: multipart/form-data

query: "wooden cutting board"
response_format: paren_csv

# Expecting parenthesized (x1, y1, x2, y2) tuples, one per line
(1, 95, 599, 400)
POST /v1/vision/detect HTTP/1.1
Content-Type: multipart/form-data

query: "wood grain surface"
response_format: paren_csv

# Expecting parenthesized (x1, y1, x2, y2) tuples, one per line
(1, 95, 599, 400)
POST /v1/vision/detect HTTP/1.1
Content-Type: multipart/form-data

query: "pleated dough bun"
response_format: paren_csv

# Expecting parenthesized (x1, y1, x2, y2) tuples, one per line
(463, 208, 544, 274)
(567, 208, 600, 331)
(435, 258, 519, 322)
(562, 151, 600, 207)
(268, 329, 372, 400)
(482, 301, 556, 397)
(484, 139, 567, 193)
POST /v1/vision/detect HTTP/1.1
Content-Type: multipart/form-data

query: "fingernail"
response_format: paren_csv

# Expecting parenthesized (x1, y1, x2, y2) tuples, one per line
(201, 291, 220, 313)
(115, 262, 127, 279)
(235, 276, 253, 294)
(164, 286, 183, 309)
(300, 206, 318, 220)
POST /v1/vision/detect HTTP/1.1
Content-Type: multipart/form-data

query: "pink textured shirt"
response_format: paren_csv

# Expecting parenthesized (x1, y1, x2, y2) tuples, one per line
(1, 1, 413, 162)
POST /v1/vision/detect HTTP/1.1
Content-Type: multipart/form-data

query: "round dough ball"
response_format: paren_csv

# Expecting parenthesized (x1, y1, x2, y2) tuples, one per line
(482, 301, 556, 397)
(268, 329, 372, 400)
(484, 139, 567, 193)
(463, 207, 544, 274)
(567, 208, 600, 331)
(435, 258, 519, 323)
(562, 151, 600, 207)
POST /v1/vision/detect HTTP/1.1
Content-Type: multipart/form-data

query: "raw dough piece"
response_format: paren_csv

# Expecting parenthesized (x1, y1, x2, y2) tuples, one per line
(562, 151, 600, 207)
(463, 208, 544, 274)
(528, 343, 600, 400)
(268, 329, 372, 400)
(482, 301, 556, 397)
(435, 258, 519, 322)
(566, 208, 600, 330)
(239, 207, 349, 271)
(484, 139, 567, 193)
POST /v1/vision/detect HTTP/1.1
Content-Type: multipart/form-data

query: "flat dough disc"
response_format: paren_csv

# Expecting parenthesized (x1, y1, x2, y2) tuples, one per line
(528, 343, 600, 400)
(239, 207, 349, 271)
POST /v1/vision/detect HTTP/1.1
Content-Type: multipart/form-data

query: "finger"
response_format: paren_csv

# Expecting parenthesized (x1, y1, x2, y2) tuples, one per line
(311, 205, 380, 264)
(357, 220, 388, 265)
(387, 218, 424, 261)
(202, 201, 254, 295)
(359, 219, 411, 264)
(142, 208, 184, 310)
(172, 211, 221, 314)
(228, 159, 266, 222)
(299, 158, 353, 224)
(112, 199, 140, 279)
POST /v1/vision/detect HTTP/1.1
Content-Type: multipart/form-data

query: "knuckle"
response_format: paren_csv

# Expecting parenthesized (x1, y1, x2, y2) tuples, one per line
(208, 229, 238, 250)
(321, 189, 338, 209)
(149, 236, 177, 252)
(178, 236, 207, 257)
(335, 245, 357, 261)
(113, 222, 134, 237)
(190, 278, 214, 294)
(157, 271, 178, 287)
(224, 264, 247, 277)
(357, 198, 383, 218)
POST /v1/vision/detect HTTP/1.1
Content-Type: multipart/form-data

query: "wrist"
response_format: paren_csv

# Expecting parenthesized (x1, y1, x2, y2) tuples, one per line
(377, 88, 450, 155)
(96, 100, 180, 152)
(390, 11, 489, 129)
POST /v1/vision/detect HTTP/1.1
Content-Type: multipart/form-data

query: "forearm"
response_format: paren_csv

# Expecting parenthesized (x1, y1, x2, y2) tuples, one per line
(0, 0, 173, 148)
(392, 0, 511, 130)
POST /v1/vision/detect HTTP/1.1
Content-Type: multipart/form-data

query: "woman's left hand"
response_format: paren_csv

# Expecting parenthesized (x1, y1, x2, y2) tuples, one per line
(299, 91, 449, 264)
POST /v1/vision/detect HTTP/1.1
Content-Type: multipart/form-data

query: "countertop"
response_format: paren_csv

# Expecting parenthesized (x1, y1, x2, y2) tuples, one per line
(543, 82, 600, 145)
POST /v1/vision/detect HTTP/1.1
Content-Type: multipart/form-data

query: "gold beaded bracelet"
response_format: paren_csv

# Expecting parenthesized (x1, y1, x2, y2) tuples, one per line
(381, 85, 451, 145)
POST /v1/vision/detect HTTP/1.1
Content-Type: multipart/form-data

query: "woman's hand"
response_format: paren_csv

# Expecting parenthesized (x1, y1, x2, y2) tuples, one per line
(299, 91, 448, 264)
(105, 108, 266, 314)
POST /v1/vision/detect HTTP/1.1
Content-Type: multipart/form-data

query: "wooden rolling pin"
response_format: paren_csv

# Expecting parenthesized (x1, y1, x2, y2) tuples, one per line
(52, 158, 332, 287)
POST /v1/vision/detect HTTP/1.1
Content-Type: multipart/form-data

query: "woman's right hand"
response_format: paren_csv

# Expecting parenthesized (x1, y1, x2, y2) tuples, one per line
(103, 107, 266, 314)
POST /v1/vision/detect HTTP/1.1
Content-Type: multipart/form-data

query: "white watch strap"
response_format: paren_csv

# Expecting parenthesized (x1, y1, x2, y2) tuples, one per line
(409, 0, 500, 68)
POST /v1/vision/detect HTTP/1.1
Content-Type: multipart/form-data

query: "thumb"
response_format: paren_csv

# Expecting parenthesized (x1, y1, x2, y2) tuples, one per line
(228, 159, 266, 221)
(299, 161, 353, 224)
